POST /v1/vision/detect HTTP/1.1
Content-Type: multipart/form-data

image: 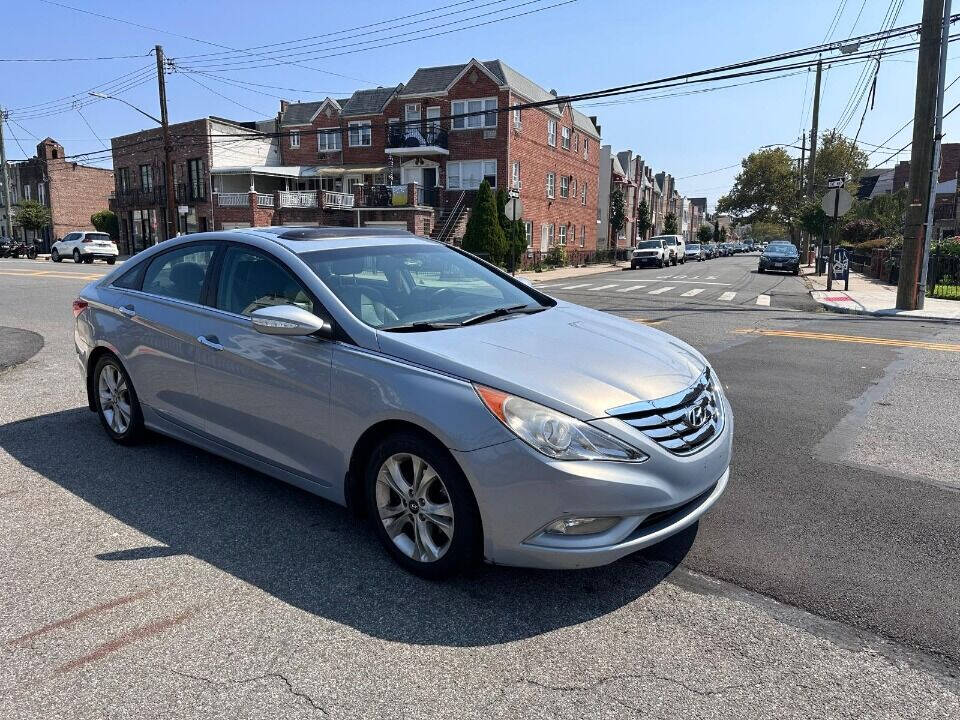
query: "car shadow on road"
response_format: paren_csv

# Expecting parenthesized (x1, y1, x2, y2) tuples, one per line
(0, 408, 696, 647)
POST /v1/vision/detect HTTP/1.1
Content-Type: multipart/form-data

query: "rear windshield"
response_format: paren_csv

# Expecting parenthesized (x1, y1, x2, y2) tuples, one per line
(86, 233, 111, 241)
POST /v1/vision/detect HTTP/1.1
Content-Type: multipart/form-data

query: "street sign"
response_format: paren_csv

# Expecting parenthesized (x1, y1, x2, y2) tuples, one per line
(820, 188, 853, 218)
(505, 197, 524, 221)
(831, 247, 850, 290)
(177, 205, 188, 214)
(508, 188, 520, 199)
(826, 177, 845, 189)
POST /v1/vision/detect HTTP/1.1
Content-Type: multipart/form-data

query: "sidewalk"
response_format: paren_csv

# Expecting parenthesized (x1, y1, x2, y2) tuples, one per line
(516, 262, 626, 283)
(803, 265, 960, 320)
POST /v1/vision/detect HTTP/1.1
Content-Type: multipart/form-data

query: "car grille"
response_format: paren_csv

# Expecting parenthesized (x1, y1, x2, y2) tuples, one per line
(606, 370, 724, 455)
(636, 251, 657, 256)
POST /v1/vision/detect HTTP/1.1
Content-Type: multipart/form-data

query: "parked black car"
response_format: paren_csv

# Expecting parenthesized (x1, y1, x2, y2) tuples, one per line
(758, 243, 800, 275)
(0, 236, 11, 258)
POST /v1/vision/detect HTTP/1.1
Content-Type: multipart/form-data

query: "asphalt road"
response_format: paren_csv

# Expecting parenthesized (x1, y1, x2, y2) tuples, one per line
(1, 254, 959, 719)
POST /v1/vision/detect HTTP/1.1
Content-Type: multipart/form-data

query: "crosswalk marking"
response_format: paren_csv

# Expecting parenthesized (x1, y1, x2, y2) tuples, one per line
(756, 294, 771, 306)
(591, 284, 619, 291)
(648, 286, 674, 295)
(718, 291, 737, 301)
(681, 288, 704, 297)
(616, 284, 647, 292)
(535, 284, 561, 289)
(560, 283, 592, 290)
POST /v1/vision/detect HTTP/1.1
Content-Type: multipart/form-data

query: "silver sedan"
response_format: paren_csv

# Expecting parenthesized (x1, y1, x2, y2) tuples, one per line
(74, 227, 732, 578)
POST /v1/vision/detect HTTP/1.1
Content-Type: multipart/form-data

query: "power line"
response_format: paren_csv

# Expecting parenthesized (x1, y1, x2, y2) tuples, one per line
(176, 72, 273, 118)
(75, 108, 108, 150)
(0, 52, 150, 62)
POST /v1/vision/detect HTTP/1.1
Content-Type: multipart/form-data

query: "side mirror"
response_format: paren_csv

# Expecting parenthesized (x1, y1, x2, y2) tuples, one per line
(250, 305, 332, 337)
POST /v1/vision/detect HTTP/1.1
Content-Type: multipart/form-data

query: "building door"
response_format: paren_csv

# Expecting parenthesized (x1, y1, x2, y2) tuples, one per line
(540, 224, 549, 252)
(422, 167, 437, 187)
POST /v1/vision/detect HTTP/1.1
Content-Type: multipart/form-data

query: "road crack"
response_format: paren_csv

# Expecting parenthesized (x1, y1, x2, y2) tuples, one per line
(517, 671, 745, 699)
(168, 667, 327, 714)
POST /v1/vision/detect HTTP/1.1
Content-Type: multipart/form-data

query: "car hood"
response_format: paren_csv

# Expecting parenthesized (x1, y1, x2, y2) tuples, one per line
(375, 303, 707, 420)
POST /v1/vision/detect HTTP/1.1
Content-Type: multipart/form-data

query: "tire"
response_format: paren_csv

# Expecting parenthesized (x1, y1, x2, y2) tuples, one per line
(93, 355, 145, 445)
(84, 256, 94, 264)
(51, 248, 61, 263)
(27, 247, 37, 259)
(758, 267, 764, 273)
(658, 258, 665, 268)
(365, 431, 481, 579)
(10, 251, 19, 259)
(73, 249, 82, 263)
(107, 257, 116, 265)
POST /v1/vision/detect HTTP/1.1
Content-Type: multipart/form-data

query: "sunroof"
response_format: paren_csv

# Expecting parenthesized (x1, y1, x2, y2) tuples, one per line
(255, 226, 415, 240)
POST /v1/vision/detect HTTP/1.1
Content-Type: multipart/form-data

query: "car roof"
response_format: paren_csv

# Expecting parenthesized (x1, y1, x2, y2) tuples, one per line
(228, 225, 434, 254)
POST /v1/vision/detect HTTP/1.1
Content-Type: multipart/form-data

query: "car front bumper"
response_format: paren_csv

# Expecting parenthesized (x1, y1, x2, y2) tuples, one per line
(632, 255, 661, 264)
(452, 404, 733, 570)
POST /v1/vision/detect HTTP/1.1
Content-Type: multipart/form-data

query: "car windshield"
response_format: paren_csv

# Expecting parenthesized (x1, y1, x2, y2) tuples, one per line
(765, 245, 797, 256)
(653, 236, 676, 245)
(299, 243, 548, 331)
(687, 244, 700, 250)
(637, 240, 660, 249)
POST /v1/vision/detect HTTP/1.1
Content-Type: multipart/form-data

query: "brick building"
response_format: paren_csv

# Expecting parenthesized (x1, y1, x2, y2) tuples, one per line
(0, 138, 113, 249)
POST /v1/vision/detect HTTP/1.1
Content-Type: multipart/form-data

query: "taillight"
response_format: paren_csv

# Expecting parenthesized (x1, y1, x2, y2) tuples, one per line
(82, 238, 93, 243)
(72, 299, 88, 318)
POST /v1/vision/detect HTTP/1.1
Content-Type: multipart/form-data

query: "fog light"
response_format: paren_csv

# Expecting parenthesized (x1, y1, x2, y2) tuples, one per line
(544, 516, 621, 536)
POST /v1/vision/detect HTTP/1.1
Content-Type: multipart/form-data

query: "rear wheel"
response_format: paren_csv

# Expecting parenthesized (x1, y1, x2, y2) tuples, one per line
(93, 355, 145, 444)
(84, 256, 94, 264)
(366, 432, 481, 579)
(107, 257, 116, 265)
(73, 249, 82, 263)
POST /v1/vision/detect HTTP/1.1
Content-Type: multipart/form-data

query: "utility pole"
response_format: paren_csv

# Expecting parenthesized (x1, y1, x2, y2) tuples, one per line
(0, 108, 14, 238)
(806, 59, 823, 198)
(156, 45, 177, 241)
(897, 0, 946, 310)
(799, 131, 807, 260)
(918, 0, 953, 308)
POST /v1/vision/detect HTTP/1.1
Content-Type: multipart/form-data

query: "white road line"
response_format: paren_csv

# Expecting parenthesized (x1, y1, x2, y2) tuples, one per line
(718, 291, 737, 301)
(673, 275, 688, 279)
(756, 294, 771, 306)
(644, 279, 729, 286)
(616, 284, 647, 292)
(534, 284, 561, 289)
(560, 283, 592, 290)
(706, 276, 717, 280)
(591, 284, 619, 291)
(648, 286, 674, 295)
(681, 288, 704, 297)
(687, 276, 700, 280)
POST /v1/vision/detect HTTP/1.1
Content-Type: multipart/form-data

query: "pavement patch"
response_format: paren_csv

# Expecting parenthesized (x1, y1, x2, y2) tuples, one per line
(0, 326, 44, 371)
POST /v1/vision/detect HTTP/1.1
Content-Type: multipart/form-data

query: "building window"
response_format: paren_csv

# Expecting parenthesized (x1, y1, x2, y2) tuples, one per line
(546, 172, 555, 198)
(572, 178, 577, 196)
(140, 164, 153, 191)
(451, 98, 497, 129)
(405, 103, 421, 123)
(558, 224, 567, 245)
(290, 131, 300, 148)
(524, 221, 532, 249)
(560, 175, 570, 198)
(581, 181, 587, 205)
(24, 185, 31, 201)
(547, 119, 557, 146)
(511, 162, 520, 189)
(561, 127, 571, 150)
(574, 134, 579, 152)
(583, 138, 590, 159)
(447, 160, 497, 190)
(513, 107, 521, 130)
(187, 158, 206, 201)
(570, 225, 576, 246)
(580, 225, 586, 247)
(348, 121, 372, 147)
(317, 128, 342, 151)
(426, 106, 441, 132)
(548, 223, 555, 246)
(37, 184, 45, 206)
(117, 167, 130, 192)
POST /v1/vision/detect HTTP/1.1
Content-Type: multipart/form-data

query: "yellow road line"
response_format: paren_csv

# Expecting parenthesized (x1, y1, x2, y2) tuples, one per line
(0, 271, 103, 280)
(734, 328, 960, 353)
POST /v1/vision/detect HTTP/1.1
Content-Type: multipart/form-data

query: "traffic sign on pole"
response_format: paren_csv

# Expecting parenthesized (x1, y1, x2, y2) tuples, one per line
(820, 188, 852, 217)
(826, 177, 845, 189)
(505, 197, 524, 221)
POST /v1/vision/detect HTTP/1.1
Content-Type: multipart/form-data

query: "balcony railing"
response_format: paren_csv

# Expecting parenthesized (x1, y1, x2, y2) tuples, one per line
(257, 193, 275, 208)
(357, 183, 442, 208)
(279, 190, 317, 208)
(218, 192, 248, 207)
(386, 124, 449, 151)
(322, 190, 355, 208)
(114, 184, 190, 208)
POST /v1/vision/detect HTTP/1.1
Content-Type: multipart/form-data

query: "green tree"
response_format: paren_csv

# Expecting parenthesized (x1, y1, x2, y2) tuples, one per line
(462, 180, 507, 264)
(749, 221, 789, 243)
(609, 187, 626, 243)
(14, 200, 51, 237)
(842, 218, 881, 245)
(636, 198, 652, 241)
(851, 187, 907, 238)
(663, 212, 679, 235)
(696, 225, 713, 243)
(813, 130, 868, 194)
(91, 209, 119, 240)
(716, 147, 799, 224)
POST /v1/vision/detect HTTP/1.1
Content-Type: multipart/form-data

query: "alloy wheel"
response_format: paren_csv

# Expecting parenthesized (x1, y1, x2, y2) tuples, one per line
(375, 452, 454, 563)
(97, 363, 132, 435)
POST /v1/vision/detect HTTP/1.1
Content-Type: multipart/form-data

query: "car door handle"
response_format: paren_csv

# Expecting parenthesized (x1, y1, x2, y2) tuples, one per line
(197, 335, 223, 351)
(118, 305, 136, 317)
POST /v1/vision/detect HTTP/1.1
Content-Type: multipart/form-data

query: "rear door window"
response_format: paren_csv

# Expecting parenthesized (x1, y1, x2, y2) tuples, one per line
(142, 244, 217, 304)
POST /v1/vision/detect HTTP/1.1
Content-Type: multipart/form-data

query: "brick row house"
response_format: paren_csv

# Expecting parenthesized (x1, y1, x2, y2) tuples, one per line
(0, 138, 113, 250)
(108, 58, 602, 259)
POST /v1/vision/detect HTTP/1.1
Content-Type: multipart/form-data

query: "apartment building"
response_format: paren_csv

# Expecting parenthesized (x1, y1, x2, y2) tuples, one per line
(1, 138, 113, 249)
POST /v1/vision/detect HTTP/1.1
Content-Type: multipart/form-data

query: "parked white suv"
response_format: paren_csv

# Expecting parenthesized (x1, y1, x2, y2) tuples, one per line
(630, 238, 668, 268)
(51, 231, 119, 264)
(654, 234, 686, 265)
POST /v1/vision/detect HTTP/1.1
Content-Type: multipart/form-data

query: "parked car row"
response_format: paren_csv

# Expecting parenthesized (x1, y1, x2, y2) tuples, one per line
(0, 236, 39, 259)
(629, 236, 760, 269)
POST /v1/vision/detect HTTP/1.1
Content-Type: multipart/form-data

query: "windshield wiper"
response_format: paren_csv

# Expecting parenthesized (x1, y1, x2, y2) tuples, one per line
(382, 321, 462, 333)
(458, 304, 546, 327)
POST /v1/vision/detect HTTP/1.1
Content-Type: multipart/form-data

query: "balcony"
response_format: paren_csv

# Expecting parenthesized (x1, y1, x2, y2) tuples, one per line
(386, 124, 449, 155)
(276, 190, 354, 209)
(355, 184, 441, 208)
(114, 184, 191, 209)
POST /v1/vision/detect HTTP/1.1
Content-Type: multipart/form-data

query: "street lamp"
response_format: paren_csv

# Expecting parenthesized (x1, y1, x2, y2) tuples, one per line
(89, 85, 177, 241)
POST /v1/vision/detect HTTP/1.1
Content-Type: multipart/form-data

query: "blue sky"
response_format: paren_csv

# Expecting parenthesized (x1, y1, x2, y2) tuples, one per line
(0, 0, 943, 209)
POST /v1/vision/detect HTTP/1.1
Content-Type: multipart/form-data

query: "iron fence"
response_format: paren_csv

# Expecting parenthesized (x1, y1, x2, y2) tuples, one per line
(927, 251, 960, 300)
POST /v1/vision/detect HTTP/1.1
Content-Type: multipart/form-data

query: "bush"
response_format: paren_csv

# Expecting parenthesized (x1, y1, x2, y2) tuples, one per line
(545, 244, 566, 267)
(91, 209, 119, 240)
(842, 218, 881, 245)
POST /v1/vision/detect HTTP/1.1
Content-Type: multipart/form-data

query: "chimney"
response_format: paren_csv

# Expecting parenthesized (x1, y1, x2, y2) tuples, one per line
(279, 99, 289, 113)
(589, 115, 601, 136)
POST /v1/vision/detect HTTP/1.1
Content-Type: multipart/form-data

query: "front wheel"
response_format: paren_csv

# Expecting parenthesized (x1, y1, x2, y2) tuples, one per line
(93, 355, 145, 444)
(366, 432, 481, 579)
(51, 248, 61, 262)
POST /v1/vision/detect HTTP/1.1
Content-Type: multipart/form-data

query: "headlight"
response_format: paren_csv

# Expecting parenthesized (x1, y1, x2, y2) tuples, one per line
(474, 385, 647, 462)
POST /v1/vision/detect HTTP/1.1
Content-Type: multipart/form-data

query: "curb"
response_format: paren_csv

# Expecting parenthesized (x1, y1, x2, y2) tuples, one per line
(809, 290, 960, 322)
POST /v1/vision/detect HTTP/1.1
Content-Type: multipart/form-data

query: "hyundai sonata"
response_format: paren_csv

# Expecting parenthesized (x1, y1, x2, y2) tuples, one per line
(74, 227, 731, 577)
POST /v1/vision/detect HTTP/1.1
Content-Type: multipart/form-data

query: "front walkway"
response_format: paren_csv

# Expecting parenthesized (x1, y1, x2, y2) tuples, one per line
(803, 266, 960, 321)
